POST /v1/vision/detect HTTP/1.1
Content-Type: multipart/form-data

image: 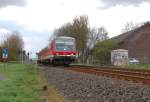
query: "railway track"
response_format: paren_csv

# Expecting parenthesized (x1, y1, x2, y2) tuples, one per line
(65, 65, 150, 85)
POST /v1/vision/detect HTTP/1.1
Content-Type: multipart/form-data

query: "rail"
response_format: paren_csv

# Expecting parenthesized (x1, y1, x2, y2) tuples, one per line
(65, 65, 150, 85)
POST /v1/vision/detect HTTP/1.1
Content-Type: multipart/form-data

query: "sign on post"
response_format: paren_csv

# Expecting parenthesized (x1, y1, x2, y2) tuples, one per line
(2, 48, 8, 59)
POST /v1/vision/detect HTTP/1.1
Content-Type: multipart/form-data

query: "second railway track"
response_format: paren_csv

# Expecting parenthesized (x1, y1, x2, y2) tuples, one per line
(65, 65, 150, 85)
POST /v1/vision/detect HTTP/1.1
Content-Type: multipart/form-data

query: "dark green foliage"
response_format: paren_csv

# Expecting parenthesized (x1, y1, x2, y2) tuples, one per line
(93, 40, 118, 65)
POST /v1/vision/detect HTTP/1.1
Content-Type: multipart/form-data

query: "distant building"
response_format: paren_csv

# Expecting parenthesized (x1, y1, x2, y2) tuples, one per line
(111, 49, 128, 66)
(111, 22, 150, 63)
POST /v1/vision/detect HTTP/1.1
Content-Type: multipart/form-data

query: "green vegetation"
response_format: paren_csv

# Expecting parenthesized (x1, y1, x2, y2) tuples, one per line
(0, 63, 40, 102)
(74, 63, 150, 70)
(126, 64, 150, 70)
(93, 40, 118, 65)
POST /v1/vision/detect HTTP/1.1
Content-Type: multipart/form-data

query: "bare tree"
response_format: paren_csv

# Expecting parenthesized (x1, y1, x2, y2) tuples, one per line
(1, 31, 24, 61)
(98, 27, 109, 41)
(55, 23, 73, 37)
(87, 27, 109, 64)
(121, 21, 144, 33)
(72, 16, 89, 53)
(88, 27, 109, 49)
(3, 32, 23, 49)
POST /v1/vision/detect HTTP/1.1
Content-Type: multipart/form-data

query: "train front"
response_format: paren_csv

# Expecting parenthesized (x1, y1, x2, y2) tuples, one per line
(52, 37, 77, 65)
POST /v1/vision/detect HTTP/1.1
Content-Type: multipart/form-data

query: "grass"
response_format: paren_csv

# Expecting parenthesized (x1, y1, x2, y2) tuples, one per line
(74, 63, 150, 70)
(0, 63, 40, 102)
(125, 63, 150, 70)
(0, 63, 71, 102)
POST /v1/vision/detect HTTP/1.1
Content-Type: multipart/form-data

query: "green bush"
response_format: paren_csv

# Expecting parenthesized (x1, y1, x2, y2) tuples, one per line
(93, 40, 118, 65)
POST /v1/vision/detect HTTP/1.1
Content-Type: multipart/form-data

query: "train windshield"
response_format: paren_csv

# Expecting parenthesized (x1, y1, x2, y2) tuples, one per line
(55, 40, 75, 51)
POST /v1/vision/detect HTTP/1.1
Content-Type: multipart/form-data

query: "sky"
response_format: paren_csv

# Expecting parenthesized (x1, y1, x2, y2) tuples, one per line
(0, 0, 150, 58)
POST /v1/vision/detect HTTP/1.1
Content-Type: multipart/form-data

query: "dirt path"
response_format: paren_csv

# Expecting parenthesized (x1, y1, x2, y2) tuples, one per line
(0, 74, 5, 80)
(40, 87, 49, 102)
(38, 69, 65, 102)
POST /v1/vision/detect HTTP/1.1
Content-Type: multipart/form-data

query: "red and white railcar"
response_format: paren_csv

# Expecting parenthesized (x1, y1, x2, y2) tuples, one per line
(37, 36, 77, 65)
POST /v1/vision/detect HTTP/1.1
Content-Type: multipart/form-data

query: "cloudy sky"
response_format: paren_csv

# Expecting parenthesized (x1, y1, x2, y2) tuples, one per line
(0, 0, 150, 58)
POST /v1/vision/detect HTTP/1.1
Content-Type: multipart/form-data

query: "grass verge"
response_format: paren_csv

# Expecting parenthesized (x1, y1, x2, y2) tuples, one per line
(73, 63, 150, 70)
(125, 63, 150, 70)
(0, 63, 80, 102)
(0, 63, 40, 102)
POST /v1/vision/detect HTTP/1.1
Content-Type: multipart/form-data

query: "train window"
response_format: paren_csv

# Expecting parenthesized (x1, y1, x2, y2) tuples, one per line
(55, 38, 75, 51)
(56, 42, 74, 51)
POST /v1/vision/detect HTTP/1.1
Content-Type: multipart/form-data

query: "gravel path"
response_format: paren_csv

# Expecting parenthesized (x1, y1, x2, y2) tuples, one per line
(39, 66, 150, 102)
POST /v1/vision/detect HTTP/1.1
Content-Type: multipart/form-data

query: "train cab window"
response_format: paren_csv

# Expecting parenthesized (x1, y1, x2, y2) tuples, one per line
(56, 42, 74, 51)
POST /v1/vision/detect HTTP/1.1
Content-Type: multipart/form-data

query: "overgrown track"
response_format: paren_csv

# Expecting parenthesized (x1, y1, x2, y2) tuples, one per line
(65, 65, 150, 85)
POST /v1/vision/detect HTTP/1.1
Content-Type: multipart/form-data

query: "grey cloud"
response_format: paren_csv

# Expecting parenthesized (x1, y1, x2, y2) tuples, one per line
(101, 0, 150, 7)
(0, 0, 26, 8)
(0, 20, 51, 37)
(0, 19, 52, 56)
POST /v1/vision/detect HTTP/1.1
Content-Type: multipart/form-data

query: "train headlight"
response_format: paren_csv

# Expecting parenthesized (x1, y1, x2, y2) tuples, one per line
(71, 53, 76, 56)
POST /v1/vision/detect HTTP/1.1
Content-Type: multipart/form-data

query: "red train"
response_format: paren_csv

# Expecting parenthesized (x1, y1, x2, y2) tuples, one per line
(37, 36, 77, 66)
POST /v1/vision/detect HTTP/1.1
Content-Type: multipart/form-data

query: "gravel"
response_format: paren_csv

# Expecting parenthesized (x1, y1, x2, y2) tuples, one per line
(39, 66, 150, 102)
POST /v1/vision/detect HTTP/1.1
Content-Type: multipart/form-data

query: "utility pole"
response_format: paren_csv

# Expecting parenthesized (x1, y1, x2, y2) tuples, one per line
(27, 52, 30, 64)
(19, 50, 23, 64)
